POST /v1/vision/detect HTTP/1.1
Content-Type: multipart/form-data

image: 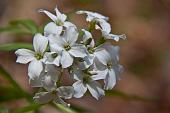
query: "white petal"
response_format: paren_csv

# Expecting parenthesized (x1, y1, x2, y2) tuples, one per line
(33, 92, 53, 104)
(104, 33, 126, 42)
(53, 55, 61, 66)
(33, 33, 48, 53)
(87, 81, 105, 100)
(57, 86, 74, 99)
(94, 57, 107, 71)
(42, 75, 56, 91)
(50, 37, 65, 52)
(55, 7, 67, 22)
(45, 64, 59, 81)
(44, 22, 62, 36)
(104, 69, 116, 90)
(78, 56, 93, 70)
(60, 51, 73, 68)
(98, 19, 111, 33)
(55, 97, 69, 107)
(103, 44, 120, 62)
(91, 70, 108, 80)
(113, 64, 124, 80)
(76, 10, 108, 21)
(39, 9, 57, 22)
(64, 27, 78, 45)
(94, 49, 110, 65)
(29, 71, 45, 87)
(28, 60, 43, 79)
(64, 21, 76, 28)
(29, 79, 42, 87)
(15, 49, 35, 64)
(71, 68, 83, 81)
(82, 29, 92, 41)
(69, 45, 86, 58)
(73, 81, 87, 98)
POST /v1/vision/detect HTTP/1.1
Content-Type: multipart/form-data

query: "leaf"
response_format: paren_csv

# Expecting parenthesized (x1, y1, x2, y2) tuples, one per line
(10, 19, 38, 34)
(0, 107, 9, 113)
(105, 90, 156, 102)
(0, 26, 31, 35)
(0, 66, 31, 100)
(0, 43, 32, 51)
(0, 19, 38, 35)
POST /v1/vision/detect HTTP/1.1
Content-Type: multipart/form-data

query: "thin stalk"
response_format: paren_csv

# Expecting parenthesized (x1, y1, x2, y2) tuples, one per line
(57, 68, 64, 87)
(52, 102, 78, 113)
(12, 103, 43, 113)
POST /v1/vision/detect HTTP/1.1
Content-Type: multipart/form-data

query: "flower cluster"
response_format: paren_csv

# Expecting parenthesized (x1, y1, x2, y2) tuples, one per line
(15, 6, 126, 106)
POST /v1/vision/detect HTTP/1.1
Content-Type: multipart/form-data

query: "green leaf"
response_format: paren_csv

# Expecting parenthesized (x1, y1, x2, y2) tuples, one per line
(10, 19, 38, 34)
(106, 90, 156, 102)
(0, 43, 32, 51)
(0, 66, 31, 100)
(0, 106, 8, 113)
(0, 26, 32, 35)
(0, 19, 38, 35)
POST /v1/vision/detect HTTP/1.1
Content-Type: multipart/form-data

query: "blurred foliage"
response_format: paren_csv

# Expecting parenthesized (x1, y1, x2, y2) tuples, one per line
(0, 107, 8, 113)
(0, 43, 32, 51)
(0, 19, 39, 35)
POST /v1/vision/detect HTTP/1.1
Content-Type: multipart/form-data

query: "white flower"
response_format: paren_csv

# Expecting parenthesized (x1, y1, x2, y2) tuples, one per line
(77, 10, 126, 41)
(94, 45, 123, 90)
(96, 25, 126, 42)
(29, 64, 59, 88)
(39, 6, 76, 36)
(15, 33, 48, 79)
(72, 69, 105, 100)
(76, 10, 109, 22)
(76, 10, 111, 32)
(75, 29, 95, 69)
(34, 86, 74, 106)
(50, 27, 87, 68)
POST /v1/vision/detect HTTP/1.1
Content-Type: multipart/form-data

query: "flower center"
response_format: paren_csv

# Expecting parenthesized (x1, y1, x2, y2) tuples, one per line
(64, 44, 71, 51)
(51, 90, 57, 97)
(35, 53, 43, 60)
(83, 75, 91, 84)
(77, 58, 85, 62)
(87, 47, 95, 54)
(107, 62, 113, 69)
(51, 53, 58, 58)
(56, 19, 64, 26)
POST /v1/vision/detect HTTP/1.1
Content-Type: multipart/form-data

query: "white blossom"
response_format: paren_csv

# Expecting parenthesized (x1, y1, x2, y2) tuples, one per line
(34, 86, 74, 106)
(39, 6, 76, 36)
(72, 69, 105, 100)
(77, 10, 126, 41)
(94, 45, 123, 90)
(50, 27, 87, 68)
(15, 33, 48, 79)
(76, 10, 109, 22)
(29, 64, 59, 88)
(15, 6, 126, 106)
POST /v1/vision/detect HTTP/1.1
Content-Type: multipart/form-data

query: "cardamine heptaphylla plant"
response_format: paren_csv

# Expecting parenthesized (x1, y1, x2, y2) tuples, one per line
(15, 6, 126, 107)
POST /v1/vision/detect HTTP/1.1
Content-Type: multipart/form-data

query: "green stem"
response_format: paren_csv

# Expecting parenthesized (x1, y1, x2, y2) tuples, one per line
(52, 102, 78, 113)
(87, 21, 96, 32)
(12, 103, 43, 113)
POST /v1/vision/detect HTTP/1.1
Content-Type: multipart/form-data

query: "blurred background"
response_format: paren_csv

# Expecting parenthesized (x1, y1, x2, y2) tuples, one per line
(0, 0, 170, 113)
